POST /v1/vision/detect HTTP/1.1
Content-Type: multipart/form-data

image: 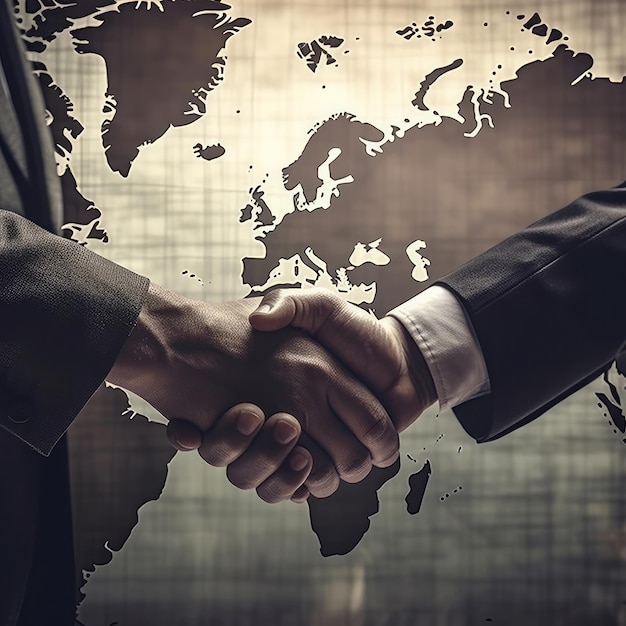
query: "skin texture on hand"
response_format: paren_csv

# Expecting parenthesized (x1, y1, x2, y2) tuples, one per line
(229, 287, 438, 502)
(249, 288, 437, 433)
(194, 288, 437, 504)
(171, 403, 315, 503)
(107, 283, 400, 498)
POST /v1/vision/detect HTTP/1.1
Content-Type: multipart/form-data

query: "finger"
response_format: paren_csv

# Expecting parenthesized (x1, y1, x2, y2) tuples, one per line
(304, 404, 373, 483)
(198, 403, 265, 467)
(290, 485, 310, 503)
(255, 446, 313, 504)
(249, 289, 300, 331)
(226, 413, 301, 490)
(251, 288, 424, 432)
(298, 433, 341, 498)
(167, 418, 203, 451)
(299, 364, 398, 474)
(250, 288, 399, 397)
(328, 382, 400, 469)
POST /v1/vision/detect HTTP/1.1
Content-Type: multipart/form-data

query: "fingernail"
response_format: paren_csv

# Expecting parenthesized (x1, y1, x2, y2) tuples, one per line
(289, 448, 309, 472)
(374, 450, 400, 468)
(290, 486, 310, 503)
(273, 419, 298, 445)
(255, 304, 272, 315)
(236, 411, 263, 435)
(168, 421, 199, 451)
(175, 438, 197, 451)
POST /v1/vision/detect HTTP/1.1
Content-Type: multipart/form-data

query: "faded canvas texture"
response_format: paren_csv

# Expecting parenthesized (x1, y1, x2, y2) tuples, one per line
(15, 0, 626, 624)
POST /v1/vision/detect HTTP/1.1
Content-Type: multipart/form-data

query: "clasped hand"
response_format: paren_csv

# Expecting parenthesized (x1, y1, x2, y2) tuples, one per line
(108, 286, 436, 503)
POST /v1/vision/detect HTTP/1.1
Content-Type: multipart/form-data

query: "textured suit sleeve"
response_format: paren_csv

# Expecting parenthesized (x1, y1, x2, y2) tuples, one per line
(0, 209, 149, 456)
(437, 182, 626, 442)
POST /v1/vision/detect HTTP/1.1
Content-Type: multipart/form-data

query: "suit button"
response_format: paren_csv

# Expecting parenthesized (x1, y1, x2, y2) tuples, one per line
(8, 410, 30, 424)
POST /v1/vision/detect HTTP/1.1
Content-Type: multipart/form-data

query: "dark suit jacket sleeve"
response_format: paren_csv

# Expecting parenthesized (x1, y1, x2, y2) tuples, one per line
(0, 208, 149, 456)
(436, 181, 626, 442)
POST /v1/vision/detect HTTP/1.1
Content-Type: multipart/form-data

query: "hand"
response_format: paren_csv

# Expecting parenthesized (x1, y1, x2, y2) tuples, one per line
(197, 287, 437, 504)
(249, 288, 437, 433)
(107, 283, 400, 497)
(168, 404, 314, 503)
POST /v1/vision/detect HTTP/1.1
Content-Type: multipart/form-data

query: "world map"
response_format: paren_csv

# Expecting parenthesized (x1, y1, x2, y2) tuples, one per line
(15, 1, 626, 623)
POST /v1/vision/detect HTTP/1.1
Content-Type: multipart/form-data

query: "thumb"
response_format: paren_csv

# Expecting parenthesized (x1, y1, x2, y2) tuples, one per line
(250, 288, 350, 337)
(249, 289, 325, 332)
(167, 418, 203, 451)
(250, 288, 426, 431)
(251, 289, 391, 395)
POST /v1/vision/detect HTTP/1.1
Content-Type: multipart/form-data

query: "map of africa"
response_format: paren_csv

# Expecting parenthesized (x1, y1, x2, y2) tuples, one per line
(15, 1, 626, 623)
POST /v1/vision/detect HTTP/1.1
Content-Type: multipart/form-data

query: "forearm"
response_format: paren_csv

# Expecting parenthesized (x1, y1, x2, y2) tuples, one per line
(441, 183, 626, 441)
(107, 282, 175, 400)
(379, 315, 437, 429)
(107, 281, 203, 420)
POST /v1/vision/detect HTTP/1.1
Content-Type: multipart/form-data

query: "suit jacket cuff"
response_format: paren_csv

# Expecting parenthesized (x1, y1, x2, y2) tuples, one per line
(0, 210, 149, 455)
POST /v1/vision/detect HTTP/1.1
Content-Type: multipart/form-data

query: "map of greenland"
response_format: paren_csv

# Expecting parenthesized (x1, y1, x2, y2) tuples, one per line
(71, 0, 250, 176)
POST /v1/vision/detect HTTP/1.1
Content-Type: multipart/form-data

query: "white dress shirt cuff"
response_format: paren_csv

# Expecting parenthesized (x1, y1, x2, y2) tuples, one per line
(387, 285, 490, 412)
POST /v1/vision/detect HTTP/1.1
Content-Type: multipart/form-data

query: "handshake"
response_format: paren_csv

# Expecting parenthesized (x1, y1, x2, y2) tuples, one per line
(107, 284, 437, 503)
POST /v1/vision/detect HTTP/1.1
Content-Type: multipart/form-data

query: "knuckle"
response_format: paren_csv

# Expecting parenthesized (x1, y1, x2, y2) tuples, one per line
(361, 412, 398, 452)
(312, 286, 340, 304)
(256, 481, 287, 504)
(291, 486, 310, 503)
(226, 466, 257, 491)
(295, 289, 341, 332)
(362, 412, 391, 442)
(337, 451, 372, 483)
(309, 474, 340, 498)
(198, 443, 230, 468)
(373, 448, 401, 468)
(307, 463, 340, 496)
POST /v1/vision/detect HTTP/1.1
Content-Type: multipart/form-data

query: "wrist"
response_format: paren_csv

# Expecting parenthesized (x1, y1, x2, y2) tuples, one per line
(381, 315, 437, 419)
(106, 282, 185, 403)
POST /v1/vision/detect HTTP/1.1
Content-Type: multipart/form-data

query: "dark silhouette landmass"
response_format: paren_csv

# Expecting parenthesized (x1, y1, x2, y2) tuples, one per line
(60, 168, 108, 243)
(405, 459, 431, 515)
(597, 392, 626, 434)
(515, 11, 566, 46)
(33, 62, 107, 244)
(307, 460, 400, 557)
(412, 58, 464, 111)
(240, 204, 253, 222)
(71, 1, 251, 176)
(193, 142, 226, 162)
(297, 35, 344, 73)
(396, 16, 454, 41)
(68, 385, 177, 605)
(17, 0, 115, 52)
(244, 46, 626, 317)
(596, 370, 626, 440)
(281, 112, 385, 203)
(239, 185, 276, 229)
(33, 62, 83, 161)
